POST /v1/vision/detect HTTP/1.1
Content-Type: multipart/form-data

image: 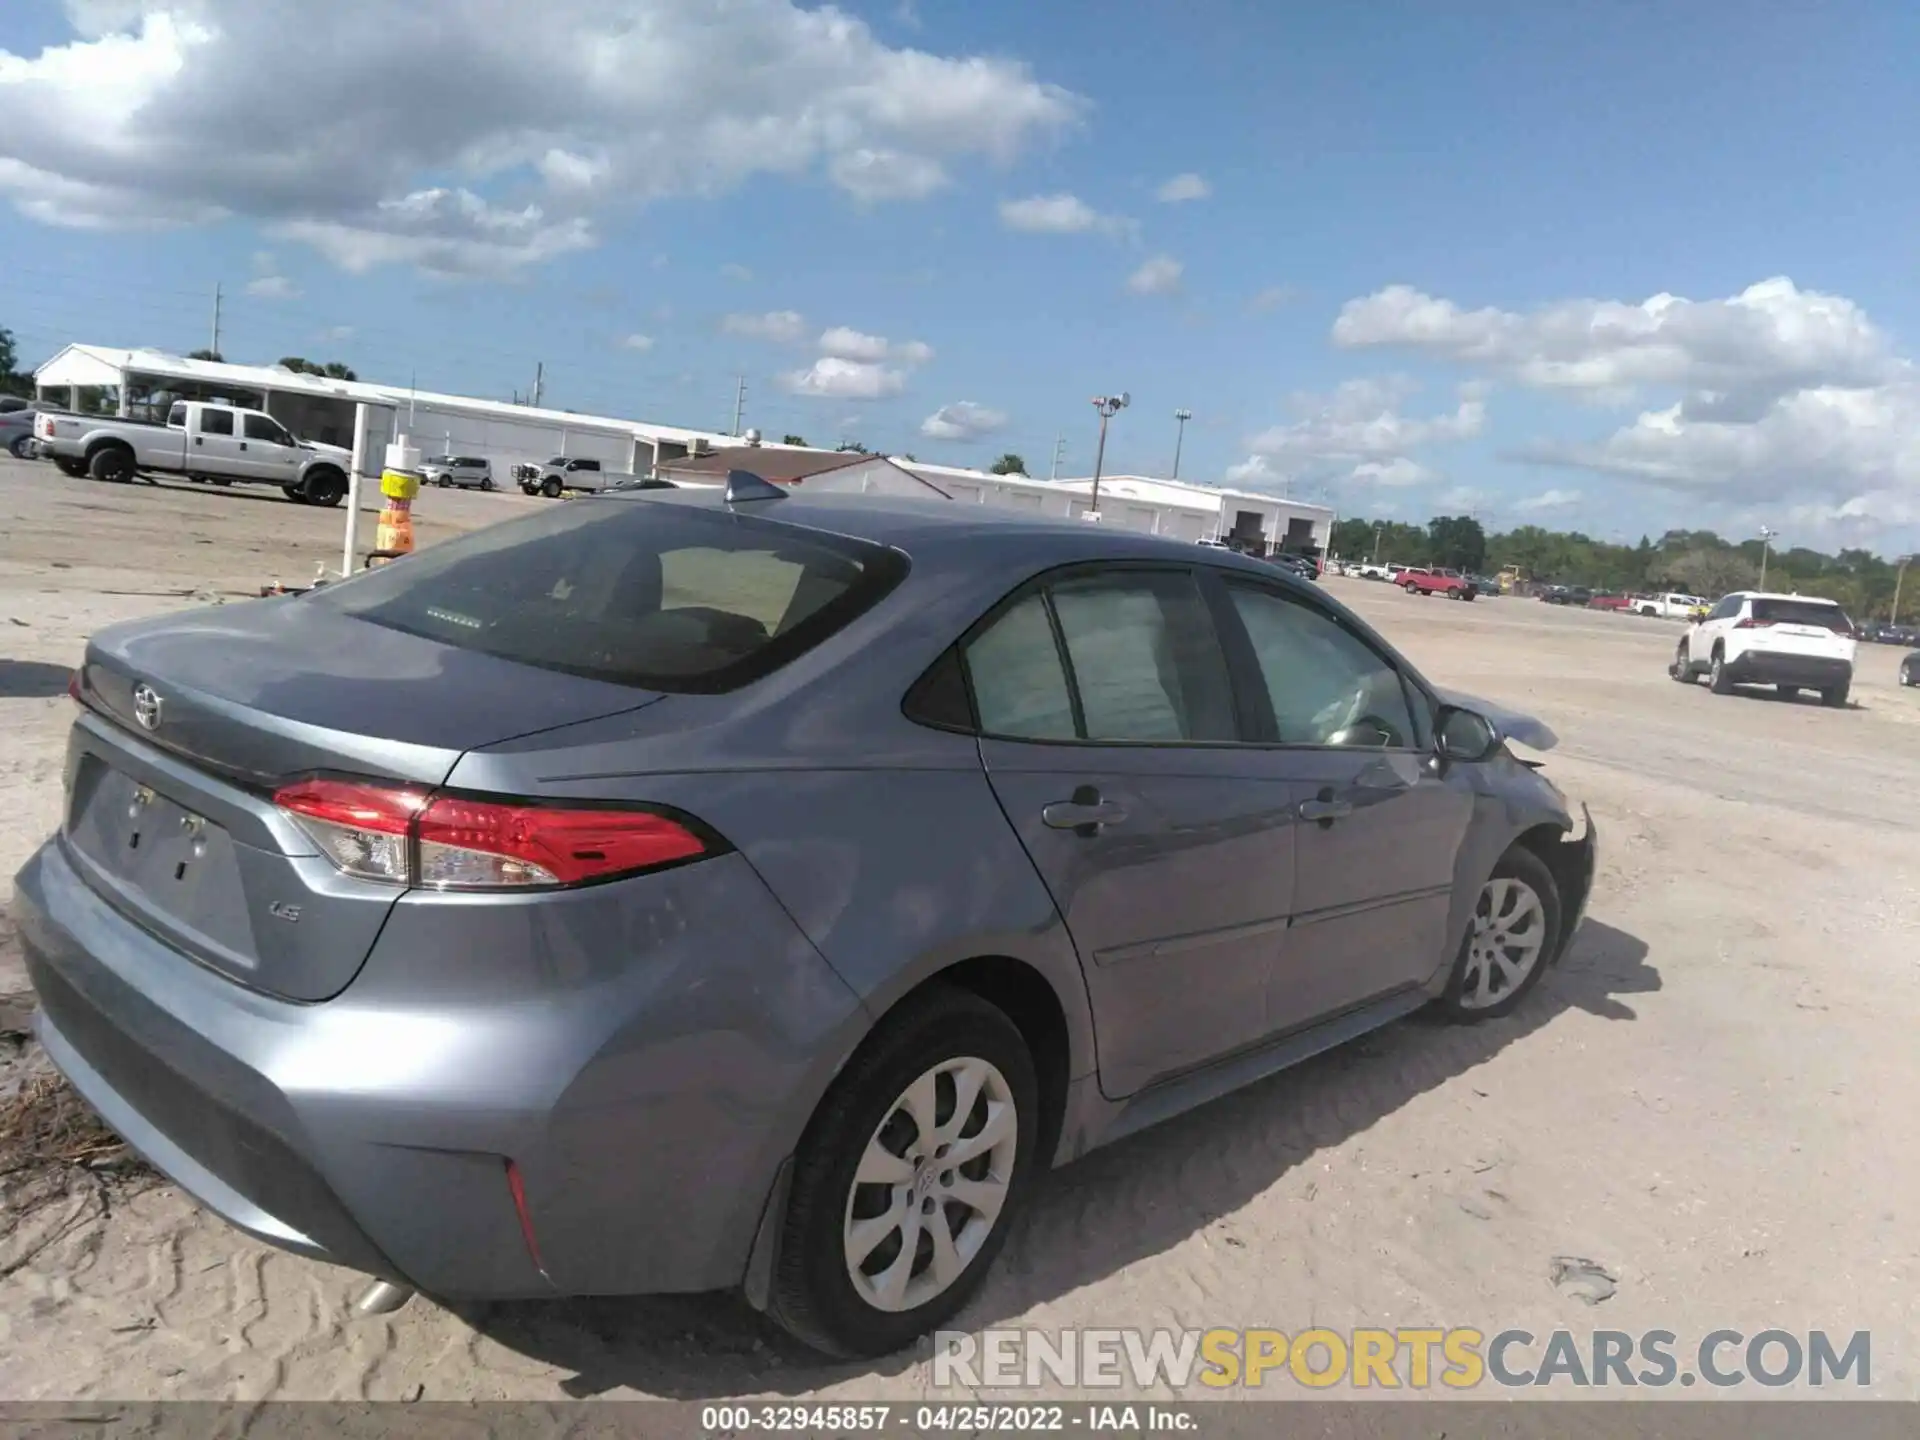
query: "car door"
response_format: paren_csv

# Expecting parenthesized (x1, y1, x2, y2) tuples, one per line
(1691, 594, 1739, 662)
(240, 411, 302, 483)
(189, 405, 245, 473)
(969, 566, 1299, 1098)
(1211, 576, 1476, 1032)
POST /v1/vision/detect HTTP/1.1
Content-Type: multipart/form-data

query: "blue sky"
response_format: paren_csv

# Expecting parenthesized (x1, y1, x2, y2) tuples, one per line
(5, 0, 1920, 552)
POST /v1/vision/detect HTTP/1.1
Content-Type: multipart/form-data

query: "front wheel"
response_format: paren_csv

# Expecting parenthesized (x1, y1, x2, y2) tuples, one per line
(765, 986, 1039, 1359)
(282, 484, 308, 504)
(1670, 642, 1696, 683)
(303, 469, 346, 507)
(541, 477, 562, 498)
(1438, 846, 1562, 1022)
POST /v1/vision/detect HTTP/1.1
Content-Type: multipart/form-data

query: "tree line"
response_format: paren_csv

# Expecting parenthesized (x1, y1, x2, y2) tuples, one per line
(1331, 515, 1915, 622)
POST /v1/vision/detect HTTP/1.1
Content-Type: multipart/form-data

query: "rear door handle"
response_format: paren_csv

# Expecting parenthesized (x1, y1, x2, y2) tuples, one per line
(1042, 786, 1128, 834)
(1299, 788, 1353, 826)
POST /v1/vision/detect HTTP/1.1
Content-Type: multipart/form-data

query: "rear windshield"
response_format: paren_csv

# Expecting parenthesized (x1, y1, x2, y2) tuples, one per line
(314, 500, 908, 692)
(1752, 598, 1851, 632)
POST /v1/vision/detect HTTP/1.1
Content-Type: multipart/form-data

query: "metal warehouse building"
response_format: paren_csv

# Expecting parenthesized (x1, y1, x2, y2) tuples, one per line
(901, 463, 1335, 556)
(32, 344, 762, 480)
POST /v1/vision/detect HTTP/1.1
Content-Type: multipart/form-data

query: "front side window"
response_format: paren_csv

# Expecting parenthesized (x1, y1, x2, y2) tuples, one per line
(243, 413, 293, 445)
(1226, 583, 1417, 749)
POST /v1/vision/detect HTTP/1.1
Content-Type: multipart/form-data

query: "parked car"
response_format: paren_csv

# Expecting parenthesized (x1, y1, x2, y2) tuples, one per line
(16, 487, 1595, 1360)
(1400, 567, 1475, 600)
(1351, 562, 1394, 581)
(422, 455, 495, 490)
(514, 455, 631, 498)
(1268, 552, 1319, 581)
(1586, 592, 1635, 611)
(1543, 586, 1592, 606)
(1631, 592, 1706, 620)
(33, 401, 351, 504)
(1902, 650, 1919, 687)
(1468, 575, 1500, 597)
(1, 405, 37, 459)
(1670, 591, 1856, 706)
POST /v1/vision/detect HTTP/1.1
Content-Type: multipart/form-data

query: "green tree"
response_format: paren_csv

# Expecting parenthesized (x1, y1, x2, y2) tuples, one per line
(781, 433, 808, 446)
(187, 348, 224, 362)
(0, 324, 27, 397)
(277, 356, 357, 381)
(991, 452, 1028, 476)
(1666, 548, 1757, 598)
(836, 440, 870, 454)
(1427, 514, 1487, 572)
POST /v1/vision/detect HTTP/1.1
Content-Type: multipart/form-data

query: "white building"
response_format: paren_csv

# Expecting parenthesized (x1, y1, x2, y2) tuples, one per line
(899, 463, 1335, 555)
(32, 344, 776, 480)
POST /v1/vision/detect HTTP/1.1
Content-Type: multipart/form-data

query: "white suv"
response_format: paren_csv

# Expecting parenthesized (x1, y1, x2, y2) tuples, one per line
(1670, 591, 1856, 706)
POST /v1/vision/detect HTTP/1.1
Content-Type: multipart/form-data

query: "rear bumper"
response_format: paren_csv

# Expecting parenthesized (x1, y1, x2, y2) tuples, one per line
(1724, 650, 1851, 687)
(14, 835, 866, 1301)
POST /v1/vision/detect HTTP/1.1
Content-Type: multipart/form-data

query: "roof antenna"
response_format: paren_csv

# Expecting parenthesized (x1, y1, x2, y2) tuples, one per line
(724, 469, 788, 504)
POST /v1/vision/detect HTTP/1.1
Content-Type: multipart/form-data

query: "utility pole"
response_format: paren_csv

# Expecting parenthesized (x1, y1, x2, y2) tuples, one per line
(732, 375, 746, 435)
(210, 282, 222, 358)
(1088, 392, 1129, 519)
(1049, 433, 1065, 480)
(1371, 521, 1385, 563)
(1758, 525, 1777, 590)
(1893, 554, 1914, 626)
(1171, 408, 1192, 480)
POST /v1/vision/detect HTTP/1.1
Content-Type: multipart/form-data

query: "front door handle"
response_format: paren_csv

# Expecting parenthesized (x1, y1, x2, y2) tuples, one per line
(1299, 788, 1353, 826)
(1042, 785, 1128, 835)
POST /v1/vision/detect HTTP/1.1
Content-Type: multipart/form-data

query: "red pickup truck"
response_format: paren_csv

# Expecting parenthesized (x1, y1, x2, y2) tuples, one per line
(1398, 567, 1476, 601)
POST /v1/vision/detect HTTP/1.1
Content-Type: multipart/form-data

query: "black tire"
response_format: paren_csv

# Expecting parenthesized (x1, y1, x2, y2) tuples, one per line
(303, 468, 346, 507)
(541, 476, 563, 498)
(87, 445, 134, 483)
(1778, 685, 1801, 701)
(55, 457, 87, 478)
(481, 476, 495, 491)
(282, 484, 308, 504)
(1437, 845, 1563, 1023)
(765, 985, 1041, 1360)
(1708, 649, 1735, 694)
(1670, 642, 1697, 684)
(210, 476, 231, 487)
(1902, 663, 1916, 687)
(8, 434, 31, 460)
(1822, 682, 1850, 709)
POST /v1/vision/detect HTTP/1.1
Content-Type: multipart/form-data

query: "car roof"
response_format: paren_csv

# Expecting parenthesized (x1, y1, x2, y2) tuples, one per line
(600, 485, 1296, 580)
(1729, 591, 1842, 605)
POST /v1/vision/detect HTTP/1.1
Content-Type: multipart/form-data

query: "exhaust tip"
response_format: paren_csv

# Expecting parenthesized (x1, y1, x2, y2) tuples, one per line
(354, 1280, 416, 1316)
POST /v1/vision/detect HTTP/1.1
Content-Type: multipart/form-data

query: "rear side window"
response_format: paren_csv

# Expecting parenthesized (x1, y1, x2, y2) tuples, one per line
(1752, 598, 1852, 632)
(198, 408, 234, 436)
(315, 501, 907, 693)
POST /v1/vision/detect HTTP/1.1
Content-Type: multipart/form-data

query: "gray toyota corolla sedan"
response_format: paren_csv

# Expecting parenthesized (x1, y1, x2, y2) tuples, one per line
(15, 478, 1594, 1358)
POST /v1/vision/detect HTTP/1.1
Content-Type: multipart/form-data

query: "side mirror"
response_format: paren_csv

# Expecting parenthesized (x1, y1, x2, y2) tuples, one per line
(1434, 705, 1500, 764)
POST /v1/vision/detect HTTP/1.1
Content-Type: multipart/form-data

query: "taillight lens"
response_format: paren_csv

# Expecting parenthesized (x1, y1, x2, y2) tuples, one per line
(275, 779, 426, 884)
(68, 670, 83, 704)
(1733, 617, 1769, 629)
(273, 780, 711, 891)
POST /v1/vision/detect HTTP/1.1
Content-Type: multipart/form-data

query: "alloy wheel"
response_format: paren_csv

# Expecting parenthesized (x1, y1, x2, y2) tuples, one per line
(1458, 877, 1549, 1011)
(842, 1055, 1017, 1313)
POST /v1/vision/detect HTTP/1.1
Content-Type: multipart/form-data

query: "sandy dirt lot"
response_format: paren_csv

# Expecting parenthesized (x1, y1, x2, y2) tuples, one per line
(2, 455, 1917, 1402)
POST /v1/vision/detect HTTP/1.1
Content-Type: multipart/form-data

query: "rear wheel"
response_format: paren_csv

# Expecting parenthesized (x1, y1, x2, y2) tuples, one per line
(1708, 650, 1735, 694)
(210, 476, 231, 487)
(1822, 681, 1851, 709)
(303, 468, 346, 507)
(8, 434, 31, 459)
(1778, 685, 1802, 701)
(87, 445, 134, 483)
(1439, 847, 1561, 1021)
(55, 457, 87, 478)
(766, 986, 1038, 1359)
(480, 476, 495, 491)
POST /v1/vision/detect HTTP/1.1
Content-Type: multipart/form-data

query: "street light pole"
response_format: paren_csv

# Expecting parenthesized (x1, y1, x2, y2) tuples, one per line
(1088, 392, 1129, 520)
(1171, 408, 1192, 480)
(1894, 554, 1914, 626)
(1758, 525, 1777, 590)
(1371, 521, 1384, 563)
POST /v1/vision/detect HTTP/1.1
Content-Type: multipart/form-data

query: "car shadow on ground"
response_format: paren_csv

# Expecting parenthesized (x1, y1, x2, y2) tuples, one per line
(0, 660, 74, 698)
(459, 918, 1656, 1399)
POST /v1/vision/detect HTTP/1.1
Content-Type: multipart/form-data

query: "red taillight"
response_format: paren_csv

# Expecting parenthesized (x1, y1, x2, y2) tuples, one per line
(504, 1159, 546, 1274)
(272, 779, 711, 891)
(68, 670, 83, 703)
(1733, 617, 1770, 629)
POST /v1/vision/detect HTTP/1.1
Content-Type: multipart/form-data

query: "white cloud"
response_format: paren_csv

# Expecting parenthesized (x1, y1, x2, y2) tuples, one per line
(783, 357, 905, 400)
(920, 401, 1007, 441)
(1513, 488, 1581, 512)
(274, 188, 593, 277)
(1240, 375, 1484, 489)
(319, 325, 355, 342)
(1155, 172, 1210, 203)
(722, 310, 808, 344)
(720, 262, 753, 281)
(818, 326, 934, 365)
(0, 1, 1083, 274)
(1249, 284, 1296, 312)
(999, 192, 1129, 236)
(245, 274, 298, 299)
(619, 333, 654, 350)
(1336, 276, 1920, 522)
(1435, 485, 1493, 512)
(1125, 254, 1183, 296)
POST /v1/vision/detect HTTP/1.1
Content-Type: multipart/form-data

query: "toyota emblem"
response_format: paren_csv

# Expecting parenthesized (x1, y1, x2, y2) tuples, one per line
(131, 683, 163, 732)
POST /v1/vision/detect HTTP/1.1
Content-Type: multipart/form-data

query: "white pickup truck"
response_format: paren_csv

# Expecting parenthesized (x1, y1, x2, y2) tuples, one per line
(1633, 591, 1708, 620)
(34, 401, 353, 506)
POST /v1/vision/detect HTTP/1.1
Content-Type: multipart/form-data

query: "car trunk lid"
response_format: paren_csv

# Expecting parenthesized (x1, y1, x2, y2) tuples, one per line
(66, 599, 662, 1000)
